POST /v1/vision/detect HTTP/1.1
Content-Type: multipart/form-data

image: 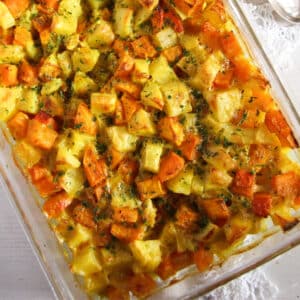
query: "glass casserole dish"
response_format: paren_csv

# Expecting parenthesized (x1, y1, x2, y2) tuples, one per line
(1, 0, 300, 299)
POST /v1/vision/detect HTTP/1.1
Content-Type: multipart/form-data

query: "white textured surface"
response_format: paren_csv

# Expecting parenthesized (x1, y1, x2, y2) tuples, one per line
(1, 2, 300, 299)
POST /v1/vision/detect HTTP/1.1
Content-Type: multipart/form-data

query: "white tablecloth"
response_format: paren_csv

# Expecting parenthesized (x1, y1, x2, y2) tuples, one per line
(1, 7, 300, 300)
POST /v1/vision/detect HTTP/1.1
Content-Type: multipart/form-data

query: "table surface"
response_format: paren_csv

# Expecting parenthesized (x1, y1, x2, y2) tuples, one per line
(0, 28, 300, 300)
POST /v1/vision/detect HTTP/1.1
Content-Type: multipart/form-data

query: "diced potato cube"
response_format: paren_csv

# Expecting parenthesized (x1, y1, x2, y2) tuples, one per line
(91, 92, 117, 115)
(72, 72, 97, 95)
(141, 80, 164, 111)
(0, 2, 15, 29)
(13, 141, 42, 168)
(69, 131, 95, 157)
(141, 141, 164, 173)
(167, 166, 194, 195)
(72, 47, 99, 73)
(135, 7, 153, 28)
(161, 80, 192, 117)
(130, 240, 161, 272)
(149, 56, 177, 85)
(154, 27, 178, 50)
(52, 0, 82, 35)
(57, 51, 72, 78)
(59, 168, 84, 196)
(114, 7, 134, 38)
(85, 272, 109, 294)
(143, 199, 157, 228)
(189, 51, 224, 90)
(41, 78, 63, 96)
(38, 54, 60, 81)
(107, 126, 138, 152)
(204, 168, 233, 190)
(191, 175, 204, 196)
(87, 0, 109, 10)
(128, 109, 156, 137)
(86, 19, 115, 48)
(17, 88, 39, 114)
(72, 246, 102, 276)
(0, 45, 24, 64)
(67, 224, 93, 250)
(64, 34, 79, 51)
(182, 113, 197, 132)
(110, 176, 140, 208)
(99, 246, 133, 272)
(0, 87, 21, 121)
(208, 89, 242, 123)
(132, 59, 150, 84)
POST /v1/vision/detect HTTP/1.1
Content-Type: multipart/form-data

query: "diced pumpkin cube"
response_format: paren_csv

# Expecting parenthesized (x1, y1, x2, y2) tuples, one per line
(249, 144, 272, 167)
(193, 244, 213, 272)
(179, 133, 202, 160)
(141, 140, 164, 173)
(72, 204, 97, 229)
(113, 207, 139, 223)
(176, 204, 199, 230)
(130, 240, 161, 272)
(7, 111, 29, 140)
(114, 79, 141, 99)
(72, 246, 102, 276)
(230, 169, 255, 198)
(117, 158, 139, 185)
(136, 177, 165, 201)
(83, 145, 107, 187)
(271, 172, 299, 198)
(162, 45, 183, 63)
(106, 126, 138, 152)
(91, 92, 117, 115)
(158, 116, 184, 146)
(131, 35, 157, 59)
(126, 273, 157, 298)
(141, 80, 164, 110)
(43, 191, 73, 218)
(85, 273, 109, 294)
(232, 109, 265, 129)
(220, 31, 243, 60)
(111, 223, 142, 243)
(161, 80, 192, 117)
(128, 108, 156, 137)
(26, 119, 58, 150)
(18, 60, 39, 86)
(0, 64, 18, 87)
(167, 166, 194, 195)
(158, 151, 185, 182)
(115, 53, 135, 78)
(201, 198, 230, 227)
(252, 192, 272, 218)
(74, 103, 97, 136)
(120, 93, 141, 123)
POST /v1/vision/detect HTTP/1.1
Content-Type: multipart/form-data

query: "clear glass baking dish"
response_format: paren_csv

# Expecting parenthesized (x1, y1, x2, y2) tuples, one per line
(1, 1, 300, 299)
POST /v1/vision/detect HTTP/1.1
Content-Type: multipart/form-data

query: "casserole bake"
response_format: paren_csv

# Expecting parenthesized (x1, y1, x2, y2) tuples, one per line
(1, 0, 300, 299)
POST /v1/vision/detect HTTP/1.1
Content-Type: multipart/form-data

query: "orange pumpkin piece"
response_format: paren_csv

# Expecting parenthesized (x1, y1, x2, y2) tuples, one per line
(213, 67, 234, 89)
(249, 144, 272, 166)
(18, 60, 39, 86)
(3, 0, 30, 18)
(157, 251, 193, 280)
(151, 7, 164, 33)
(200, 21, 221, 50)
(0, 64, 18, 87)
(110, 223, 142, 243)
(158, 151, 185, 182)
(126, 273, 157, 298)
(74, 103, 97, 135)
(232, 109, 262, 129)
(83, 146, 108, 187)
(272, 172, 299, 198)
(252, 192, 272, 218)
(107, 286, 129, 300)
(173, 0, 191, 15)
(26, 119, 58, 150)
(113, 207, 139, 223)
(231, 169, 255, 198)
(188, 0, 205, 17)
(7, 112, 29, 140)
(246, 89, 274, 112)
(114, 100, 126, 125)
(43, 192, 73, 218)
(179, 133, 202, 161)
(220, 31, 243, 59)
(158, 117, 184, 146)
(37, 0, 59, 10)
(114, 79, 141, 99)
(164, 11, 184, 33)
(113, 39, 132, 57)
(176, 204, 199, 230)
(233, 56, 254, 83)
(117, 158, 139, 185)
(73, 204, 97, 229)
(34, 111, 58, 130)
(265, 110, 296, 147)
(162, 45, 183, 63)
(136, 176, 166, 201)
(193, 244, 213, 272)
(115, 53, 135, 78)
(108, 146, 125, 169)
(131, 36, 157, 59)
(201, 198, 230, 227)
(120, 94, 141, 123)
(13, 26, 32, 47)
